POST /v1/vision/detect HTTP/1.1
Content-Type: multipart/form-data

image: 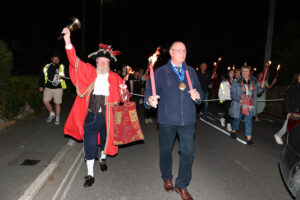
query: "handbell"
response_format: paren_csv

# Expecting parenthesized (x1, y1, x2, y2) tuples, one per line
(58, 17, 81, 40)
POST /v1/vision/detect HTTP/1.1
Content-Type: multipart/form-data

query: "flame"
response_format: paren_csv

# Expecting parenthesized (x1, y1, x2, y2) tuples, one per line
(218, 57, 222, 62)
(232, 65, 235, 70)
(213, 62, 217, 66)
(254, 67, 257, 71)
(148, 46, 160, 64)
(277, 64, 281, 71)
(267, 60, 272, 66)
(124, 65, 134, 81)
(128, 67, 134, 74)
(227, 66, 231, 71)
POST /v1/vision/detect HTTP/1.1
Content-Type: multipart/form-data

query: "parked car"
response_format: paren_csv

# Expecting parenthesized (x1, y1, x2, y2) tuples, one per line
(279, 113, 300, 199)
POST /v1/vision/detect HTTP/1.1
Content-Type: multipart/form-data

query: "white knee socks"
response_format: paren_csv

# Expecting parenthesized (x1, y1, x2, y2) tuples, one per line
(100, 151, 106, 160)
(86, 159, 95, 177)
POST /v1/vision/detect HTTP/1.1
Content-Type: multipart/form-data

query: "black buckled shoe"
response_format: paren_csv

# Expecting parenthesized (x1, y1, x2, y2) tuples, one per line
(84, 175, 94, 187)
(99, 159, 108, 172)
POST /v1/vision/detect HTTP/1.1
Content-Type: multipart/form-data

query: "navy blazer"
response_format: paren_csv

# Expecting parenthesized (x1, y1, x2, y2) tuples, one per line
(144, 60, 203, 126)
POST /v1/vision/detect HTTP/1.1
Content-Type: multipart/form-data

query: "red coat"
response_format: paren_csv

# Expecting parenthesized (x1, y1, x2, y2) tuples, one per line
(64, 45, 123, 156)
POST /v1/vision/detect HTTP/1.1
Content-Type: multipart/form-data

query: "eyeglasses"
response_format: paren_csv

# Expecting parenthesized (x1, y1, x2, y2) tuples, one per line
(171, 49, 187, 53)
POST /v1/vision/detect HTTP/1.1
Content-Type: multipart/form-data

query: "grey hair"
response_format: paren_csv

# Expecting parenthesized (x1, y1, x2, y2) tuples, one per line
(241, 65, 252, 71)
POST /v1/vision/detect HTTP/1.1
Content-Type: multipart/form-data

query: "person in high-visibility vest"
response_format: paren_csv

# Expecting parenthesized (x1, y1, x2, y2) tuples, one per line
(39, 52, 67, 125)
(218, 69, 234, 132)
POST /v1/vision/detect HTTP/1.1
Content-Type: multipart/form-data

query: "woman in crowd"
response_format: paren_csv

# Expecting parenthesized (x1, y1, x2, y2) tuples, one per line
(274, 71, 300, 144)
(218, 69, 234, 131)
(229, 65, 265, 145)
(255, 71, 277, 121)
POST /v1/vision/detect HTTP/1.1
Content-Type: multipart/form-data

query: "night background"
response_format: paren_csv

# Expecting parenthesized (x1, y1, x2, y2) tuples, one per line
(1, 2, 300, 199)
(1, 0, 300, 79)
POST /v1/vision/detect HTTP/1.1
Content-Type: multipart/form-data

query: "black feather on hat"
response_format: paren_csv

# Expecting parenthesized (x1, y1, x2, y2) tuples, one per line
(88, 43, 121, 62)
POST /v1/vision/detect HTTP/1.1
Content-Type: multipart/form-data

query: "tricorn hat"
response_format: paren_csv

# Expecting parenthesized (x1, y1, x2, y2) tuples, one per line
(88, 43, 121, 62)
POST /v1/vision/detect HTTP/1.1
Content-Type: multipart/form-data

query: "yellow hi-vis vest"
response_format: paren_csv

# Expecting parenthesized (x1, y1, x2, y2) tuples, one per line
(219, 82, 225, 103)
(43, 64, 67, 89)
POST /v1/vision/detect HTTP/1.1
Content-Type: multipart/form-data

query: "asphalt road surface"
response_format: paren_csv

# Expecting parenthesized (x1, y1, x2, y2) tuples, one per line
(0, 102, 293, 200)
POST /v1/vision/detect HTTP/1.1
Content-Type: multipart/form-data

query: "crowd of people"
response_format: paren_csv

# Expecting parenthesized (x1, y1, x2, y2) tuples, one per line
(40, 28, 299, 200)
(116, 60, 279, 146)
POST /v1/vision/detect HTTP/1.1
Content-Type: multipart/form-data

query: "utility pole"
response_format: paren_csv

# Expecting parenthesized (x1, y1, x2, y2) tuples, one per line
(81, 0, 86, 58)
(263, 0, 275, 81)
(99, 0, 103, 43)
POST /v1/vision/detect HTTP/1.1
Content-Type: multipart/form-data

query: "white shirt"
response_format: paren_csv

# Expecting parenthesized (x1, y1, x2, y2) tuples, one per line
(93, 73, 110, 96)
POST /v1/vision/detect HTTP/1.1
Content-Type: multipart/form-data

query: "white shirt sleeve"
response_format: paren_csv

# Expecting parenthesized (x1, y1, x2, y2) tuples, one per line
(65, 44, 72, 50)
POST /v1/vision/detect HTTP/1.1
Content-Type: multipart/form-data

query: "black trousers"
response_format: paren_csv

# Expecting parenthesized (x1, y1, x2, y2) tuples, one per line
(221, 100, 232, 124)
(83, 111, 107, 160)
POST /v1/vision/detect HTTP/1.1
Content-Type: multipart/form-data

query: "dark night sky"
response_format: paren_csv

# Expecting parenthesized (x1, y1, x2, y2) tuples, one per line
(1, 0, 299, 74)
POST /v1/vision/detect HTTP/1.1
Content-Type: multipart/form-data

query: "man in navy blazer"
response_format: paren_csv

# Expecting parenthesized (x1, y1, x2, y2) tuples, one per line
(144, 41, 203, 200)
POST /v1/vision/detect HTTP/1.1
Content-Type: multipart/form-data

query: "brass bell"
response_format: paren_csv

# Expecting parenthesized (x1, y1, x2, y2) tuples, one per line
(58, 17, 81, 40)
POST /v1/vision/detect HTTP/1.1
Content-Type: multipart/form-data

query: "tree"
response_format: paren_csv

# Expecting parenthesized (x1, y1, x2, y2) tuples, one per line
(0, 40, 13, 118)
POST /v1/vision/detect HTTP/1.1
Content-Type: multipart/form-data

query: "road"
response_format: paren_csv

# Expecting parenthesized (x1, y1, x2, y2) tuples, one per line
(0, 102, 292, 200)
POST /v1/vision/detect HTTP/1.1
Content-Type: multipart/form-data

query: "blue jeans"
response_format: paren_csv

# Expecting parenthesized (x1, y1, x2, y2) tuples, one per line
(83, 111, 107, 160)
(200, 91, 209, 116)
(158, 123, 195, 189)
(232, 110, 252, 136)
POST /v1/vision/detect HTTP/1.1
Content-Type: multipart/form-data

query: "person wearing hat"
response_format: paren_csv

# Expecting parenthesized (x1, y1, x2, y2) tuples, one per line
(39, 52, 67, 125)
(61, 27, 127, 187)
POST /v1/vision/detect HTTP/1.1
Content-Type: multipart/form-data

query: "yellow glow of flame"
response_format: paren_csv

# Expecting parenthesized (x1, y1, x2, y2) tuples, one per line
(148, 47, 160, 65)
(277, 64, 281, 71)
(124, 66, 134, 81)
(254, 67, 257, 71)
(128, 67, 134, 74)
(267, 60, 272, 65)
(213, 62, 216, 66)
(227, 66, 231, 70)
(218, 57, 222, 61)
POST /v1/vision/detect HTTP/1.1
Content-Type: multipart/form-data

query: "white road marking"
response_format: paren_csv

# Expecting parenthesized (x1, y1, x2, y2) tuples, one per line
(51, 147, 83, 200)
(199, 118, 247, 145)
(61, 156, 84, 200)
(18, 140, 75, 200)
(258, 116, 274, 123)
(235, 160, 251, 172)
(206, 116, 216, 121)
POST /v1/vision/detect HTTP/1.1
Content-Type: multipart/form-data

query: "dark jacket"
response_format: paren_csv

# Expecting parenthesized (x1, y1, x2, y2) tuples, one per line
(284, 84, 300, 114)
(39, 63, 67, 89)
(144, 60, 203, 126)
(197, 71, 212, 91)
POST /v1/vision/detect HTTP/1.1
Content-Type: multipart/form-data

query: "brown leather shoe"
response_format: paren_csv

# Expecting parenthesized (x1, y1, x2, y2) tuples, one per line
(175, 187, 193, 200)
(163, 180, 174, 192)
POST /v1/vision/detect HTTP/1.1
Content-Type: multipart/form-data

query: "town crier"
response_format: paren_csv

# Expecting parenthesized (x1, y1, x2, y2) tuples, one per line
(61, 27, 126, 187)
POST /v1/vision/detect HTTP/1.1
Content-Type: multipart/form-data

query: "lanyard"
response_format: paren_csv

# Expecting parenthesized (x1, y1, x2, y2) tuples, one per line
(171, 64, 185, 82)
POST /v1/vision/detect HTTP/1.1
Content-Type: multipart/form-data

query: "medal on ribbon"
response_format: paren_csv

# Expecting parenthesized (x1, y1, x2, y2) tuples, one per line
(171, 64, 186, 91)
